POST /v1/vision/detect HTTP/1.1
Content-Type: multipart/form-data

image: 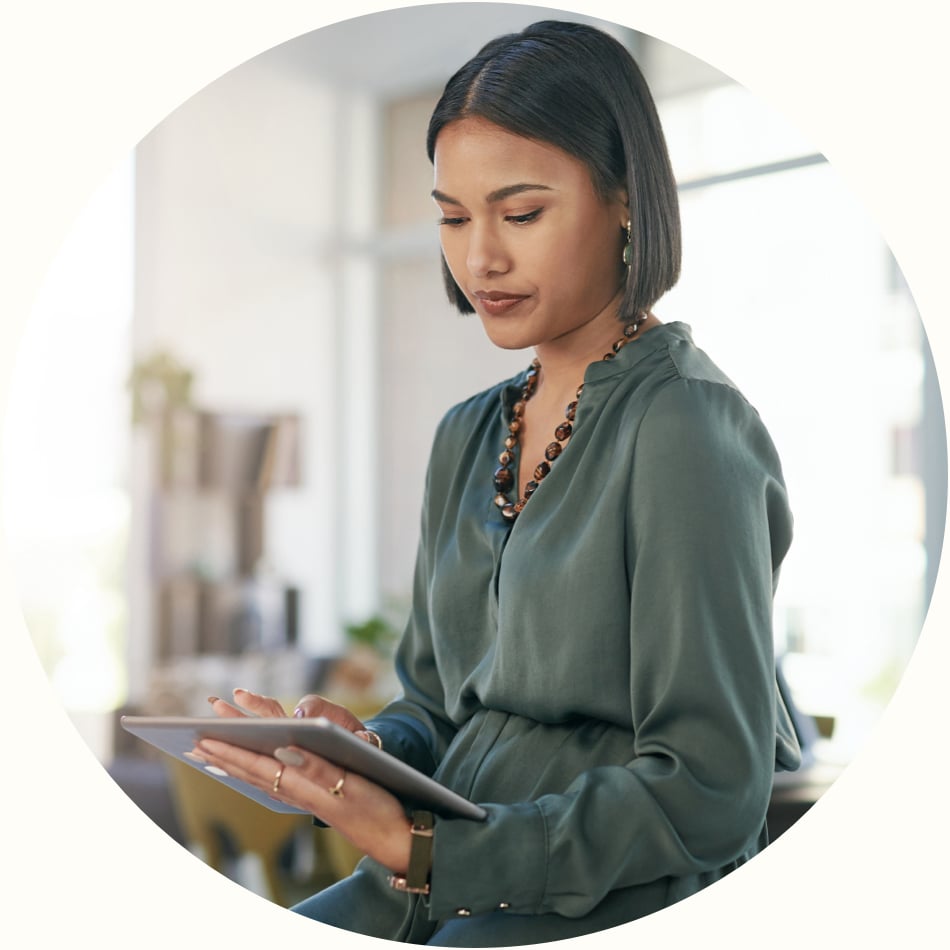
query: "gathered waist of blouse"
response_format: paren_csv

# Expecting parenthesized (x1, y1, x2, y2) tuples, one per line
(431, 706, 636, 803)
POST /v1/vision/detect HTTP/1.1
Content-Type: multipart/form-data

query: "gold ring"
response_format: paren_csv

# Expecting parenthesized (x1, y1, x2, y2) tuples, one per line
(329, 772, 346, 798)
(272, 765, 285, 794)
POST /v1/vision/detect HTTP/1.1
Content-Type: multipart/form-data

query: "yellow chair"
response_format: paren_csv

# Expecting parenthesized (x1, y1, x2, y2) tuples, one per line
(165, 758, 362, 905)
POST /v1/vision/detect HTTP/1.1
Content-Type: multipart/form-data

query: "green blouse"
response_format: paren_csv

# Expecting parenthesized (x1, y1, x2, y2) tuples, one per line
(365, 321, 801, 926)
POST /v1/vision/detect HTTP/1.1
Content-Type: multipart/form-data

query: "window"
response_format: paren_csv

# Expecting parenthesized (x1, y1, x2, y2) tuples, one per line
(657, 82, 940, 762)
(2, 157, 134, 759)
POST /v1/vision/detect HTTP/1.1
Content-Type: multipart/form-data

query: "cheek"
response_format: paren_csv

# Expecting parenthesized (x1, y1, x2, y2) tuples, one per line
(544, 229, 617, 297)
(587, 219, 626, 283)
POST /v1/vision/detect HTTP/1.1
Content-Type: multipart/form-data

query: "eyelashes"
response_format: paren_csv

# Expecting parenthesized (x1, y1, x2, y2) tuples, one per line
(505, 208, 542, 225)
(437, 208, 544, 227)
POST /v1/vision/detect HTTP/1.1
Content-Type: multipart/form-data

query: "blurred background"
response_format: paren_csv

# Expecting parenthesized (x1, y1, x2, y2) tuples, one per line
(2, 2, 945, 906)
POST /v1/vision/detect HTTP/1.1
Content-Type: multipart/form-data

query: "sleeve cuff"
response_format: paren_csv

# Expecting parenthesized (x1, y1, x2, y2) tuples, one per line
(425, 801, 547, 919)
(362, 714, 442, 776)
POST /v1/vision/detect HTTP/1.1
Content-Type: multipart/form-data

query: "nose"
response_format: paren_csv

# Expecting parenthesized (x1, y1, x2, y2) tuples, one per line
(466, 221, 510, 278)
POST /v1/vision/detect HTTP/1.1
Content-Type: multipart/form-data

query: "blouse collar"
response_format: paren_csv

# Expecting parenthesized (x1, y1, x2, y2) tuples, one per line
(500, 321, 693, 414)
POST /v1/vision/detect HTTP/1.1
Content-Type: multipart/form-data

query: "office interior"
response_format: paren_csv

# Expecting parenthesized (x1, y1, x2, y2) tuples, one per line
(4, 3, 946, 908)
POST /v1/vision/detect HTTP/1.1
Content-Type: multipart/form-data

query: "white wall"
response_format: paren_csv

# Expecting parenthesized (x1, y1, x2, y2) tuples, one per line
(131, 52, 348, 680)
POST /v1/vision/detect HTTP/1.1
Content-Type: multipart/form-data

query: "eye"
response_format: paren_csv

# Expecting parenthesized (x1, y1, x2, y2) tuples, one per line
(505, 208, 542, 225)
(438, 215, 467, 227)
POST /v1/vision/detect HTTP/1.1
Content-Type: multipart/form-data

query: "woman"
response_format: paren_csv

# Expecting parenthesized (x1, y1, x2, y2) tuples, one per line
(193, 20, 802, 946)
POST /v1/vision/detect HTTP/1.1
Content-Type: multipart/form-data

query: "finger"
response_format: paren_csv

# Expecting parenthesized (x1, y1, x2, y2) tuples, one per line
(207, 696, 249, 718)
(231, 687, 287, 718)
(292, 694, 329, 718)
(197, 737, 270, 770)
(293, 694, 365, 732)
(275, 746, 306, 767)
(195, 738, 276, 788)
(355, 730, 382, 749)
(197, 739, 343, 813)
(272, 745, 350, 802)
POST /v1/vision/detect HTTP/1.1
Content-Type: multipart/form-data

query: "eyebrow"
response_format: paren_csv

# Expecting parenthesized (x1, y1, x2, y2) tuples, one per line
(431, 183, 553, 205)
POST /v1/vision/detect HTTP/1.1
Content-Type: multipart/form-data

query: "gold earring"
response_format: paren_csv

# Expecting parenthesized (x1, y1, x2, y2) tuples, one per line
(622, 220, 632, 267)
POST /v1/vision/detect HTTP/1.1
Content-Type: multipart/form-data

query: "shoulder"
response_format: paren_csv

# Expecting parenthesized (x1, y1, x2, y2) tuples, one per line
(635, 328, 756, 430)
(642, 374, 757, 440)
(634, 337, 784, 480)
(600, 322, 750, 430)
(629, 335, 791, 549)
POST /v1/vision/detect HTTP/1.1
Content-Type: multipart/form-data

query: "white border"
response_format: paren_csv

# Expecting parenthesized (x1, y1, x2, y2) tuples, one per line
(1, 2, 947, 947)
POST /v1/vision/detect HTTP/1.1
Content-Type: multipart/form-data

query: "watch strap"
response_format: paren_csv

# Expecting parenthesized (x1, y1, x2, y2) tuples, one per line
(388, 809, 434, 895)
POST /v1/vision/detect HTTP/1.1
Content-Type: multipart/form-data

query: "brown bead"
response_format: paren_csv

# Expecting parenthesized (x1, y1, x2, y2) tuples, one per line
(494, 333, 641, 522)
(493, 466, 514, 492)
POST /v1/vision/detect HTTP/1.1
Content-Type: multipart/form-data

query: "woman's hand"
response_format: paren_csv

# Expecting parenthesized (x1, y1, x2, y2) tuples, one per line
(197, 688, 409, 872)
(207, 688, 287, 719)
(208, 689, 376, 743)
(191, 735, 413, 875)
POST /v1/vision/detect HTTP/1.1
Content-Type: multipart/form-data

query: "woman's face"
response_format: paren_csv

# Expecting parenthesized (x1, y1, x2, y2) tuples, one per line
(432, 117, 629, 354)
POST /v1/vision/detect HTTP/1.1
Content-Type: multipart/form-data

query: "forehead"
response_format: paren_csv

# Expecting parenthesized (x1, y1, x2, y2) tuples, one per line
(432, 117, 594, 197)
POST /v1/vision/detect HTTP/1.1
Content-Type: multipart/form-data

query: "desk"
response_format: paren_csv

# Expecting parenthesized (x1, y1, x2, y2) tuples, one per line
(768, 761, 843, 840)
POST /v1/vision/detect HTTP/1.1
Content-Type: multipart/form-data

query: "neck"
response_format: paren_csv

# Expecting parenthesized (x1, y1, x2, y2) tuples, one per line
(532, 300, 636, 399)
(492, 306, 652, 522)
(534, 337, 611, 390)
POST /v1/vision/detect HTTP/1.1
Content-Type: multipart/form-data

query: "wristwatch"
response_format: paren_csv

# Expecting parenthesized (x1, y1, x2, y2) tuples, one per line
(388, 810, 434, 895)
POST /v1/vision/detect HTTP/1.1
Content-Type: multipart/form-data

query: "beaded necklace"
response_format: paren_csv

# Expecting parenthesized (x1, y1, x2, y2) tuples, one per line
(492, 313, 648, 521)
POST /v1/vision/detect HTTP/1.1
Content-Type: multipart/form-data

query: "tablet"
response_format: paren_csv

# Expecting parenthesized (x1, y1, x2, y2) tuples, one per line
(120, 714, 487, 821)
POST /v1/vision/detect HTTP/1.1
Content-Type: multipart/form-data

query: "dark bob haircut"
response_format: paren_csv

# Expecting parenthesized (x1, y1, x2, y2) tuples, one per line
(427, 20, 681, 322)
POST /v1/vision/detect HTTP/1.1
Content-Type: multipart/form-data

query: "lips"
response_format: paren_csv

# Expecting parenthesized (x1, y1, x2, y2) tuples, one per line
(473, 289, 530, 316)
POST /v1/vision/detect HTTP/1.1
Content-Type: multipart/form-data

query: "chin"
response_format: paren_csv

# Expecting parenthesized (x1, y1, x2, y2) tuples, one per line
(478, 321, 538, 353)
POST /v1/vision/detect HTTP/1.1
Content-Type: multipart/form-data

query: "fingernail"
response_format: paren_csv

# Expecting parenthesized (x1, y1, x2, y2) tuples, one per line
(184, 751, 207, 764)
(293, 707, 304, 719)
(234, 687, 252, 695)
(207, 696, 220, 705)
(275, 747, 305, 767)
(205, 765, 228, 777)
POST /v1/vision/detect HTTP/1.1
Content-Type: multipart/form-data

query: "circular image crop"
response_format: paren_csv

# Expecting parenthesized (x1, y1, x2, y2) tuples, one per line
(2, 3, 946, 947)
